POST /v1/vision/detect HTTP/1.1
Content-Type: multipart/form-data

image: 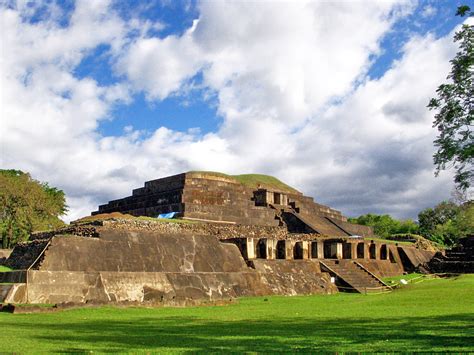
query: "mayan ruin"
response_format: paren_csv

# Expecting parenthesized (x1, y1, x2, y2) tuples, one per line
(1, 2, 473, 351)
(1, 172, 441, 305)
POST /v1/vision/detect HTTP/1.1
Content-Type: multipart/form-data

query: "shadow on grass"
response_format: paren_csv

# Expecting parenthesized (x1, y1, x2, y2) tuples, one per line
(3, 313, 474, 352)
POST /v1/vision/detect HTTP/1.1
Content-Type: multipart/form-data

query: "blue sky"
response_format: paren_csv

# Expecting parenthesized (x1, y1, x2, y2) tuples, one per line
(71, 0, 466, 138)
(1, 0, 471, 221)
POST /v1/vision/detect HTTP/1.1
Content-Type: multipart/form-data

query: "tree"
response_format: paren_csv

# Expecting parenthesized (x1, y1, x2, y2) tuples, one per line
(0, 170, 67, 248)
(348, 213, 418, 238)
(418, 201, 459, 237)
(428, 6, 474, 191)
(417, 200, 473, 246)
(456, 202, 474, 237)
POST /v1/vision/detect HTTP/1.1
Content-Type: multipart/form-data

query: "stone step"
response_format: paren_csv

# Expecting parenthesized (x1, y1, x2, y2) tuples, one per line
(320, 260, 386, 293)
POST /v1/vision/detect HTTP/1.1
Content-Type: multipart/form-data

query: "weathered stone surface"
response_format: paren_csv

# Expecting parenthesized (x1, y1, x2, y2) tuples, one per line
(2, 283, 27, 303)
(20, 268, 333, 304)
(251, 260, 337, 295)
(357, 259, 404, 278)
(1, 227, 339, 304)
(398, 246, 436, 271)
(424, 237, 474, 273)
(37, 232, 248, 273)
(92, 172, 366, 233)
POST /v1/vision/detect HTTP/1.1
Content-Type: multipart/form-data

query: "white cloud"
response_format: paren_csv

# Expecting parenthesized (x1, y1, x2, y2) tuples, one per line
(421, 5, 437, 18)
(0, 1, 464, 223)
(116, 28, 204, 100)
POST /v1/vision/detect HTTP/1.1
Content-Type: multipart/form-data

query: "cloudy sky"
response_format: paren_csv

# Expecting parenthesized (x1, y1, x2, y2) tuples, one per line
(0, 0, 471, 222)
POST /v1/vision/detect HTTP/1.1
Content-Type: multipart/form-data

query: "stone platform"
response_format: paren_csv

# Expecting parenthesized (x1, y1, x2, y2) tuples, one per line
(1, 226, 339, 304)
(1, 219, 436, 304)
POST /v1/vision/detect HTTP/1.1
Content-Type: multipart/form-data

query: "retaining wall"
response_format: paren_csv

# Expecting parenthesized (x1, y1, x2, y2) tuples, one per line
(2, 229, 336, 304)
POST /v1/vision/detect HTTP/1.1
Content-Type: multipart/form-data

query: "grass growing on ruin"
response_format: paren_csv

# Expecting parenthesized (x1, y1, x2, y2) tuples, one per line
(189, 171, 300, 193)
(231, 174, 300, 193)
(1, 274, 473, 352)
(363, 237, 414, 245)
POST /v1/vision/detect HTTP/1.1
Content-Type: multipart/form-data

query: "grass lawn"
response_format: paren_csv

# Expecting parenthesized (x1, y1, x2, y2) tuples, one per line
(384, 273, 424, 284)
(1, 274, 473, 352)
(0, 265, 12, 272)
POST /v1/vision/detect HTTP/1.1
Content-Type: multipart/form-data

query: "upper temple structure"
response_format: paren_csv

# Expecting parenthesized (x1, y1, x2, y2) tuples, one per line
(93, 171, 373, 237)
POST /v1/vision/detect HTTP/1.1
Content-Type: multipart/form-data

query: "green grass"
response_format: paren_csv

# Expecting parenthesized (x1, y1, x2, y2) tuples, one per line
(188, 171, 300, 194)
(0, 265, 12, 272)
(364, 236, 414, 245)
(383, 272, 424, 285)
(1, 275, 473, 352)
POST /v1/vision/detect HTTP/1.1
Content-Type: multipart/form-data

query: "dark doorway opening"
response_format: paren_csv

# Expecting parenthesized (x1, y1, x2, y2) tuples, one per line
(311, 241, 319, 258)
(276, 240, 286, 259)
(293, 242, 304, 259)
(356, 243, 365, 259)
(256, 239, 267, 259)
(324, 241, 337, 259)
(369, 244, 376, 259)
(342, 243, 352, 259)
(389, 250, 396, 263)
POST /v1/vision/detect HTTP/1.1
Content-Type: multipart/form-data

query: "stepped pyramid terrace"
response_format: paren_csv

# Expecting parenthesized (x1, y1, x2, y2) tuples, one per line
(1, 172, 437, 305)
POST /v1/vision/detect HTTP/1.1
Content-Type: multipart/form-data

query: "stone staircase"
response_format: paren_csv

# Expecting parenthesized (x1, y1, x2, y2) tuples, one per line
(320, 259, 391, 294)
(427, 248, 474, 273)
(444, 250, 474, 261)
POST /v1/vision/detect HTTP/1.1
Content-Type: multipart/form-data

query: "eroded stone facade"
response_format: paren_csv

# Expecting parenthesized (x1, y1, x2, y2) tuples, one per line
(93, 172, 373, 237)
(1, 172, 437, 305)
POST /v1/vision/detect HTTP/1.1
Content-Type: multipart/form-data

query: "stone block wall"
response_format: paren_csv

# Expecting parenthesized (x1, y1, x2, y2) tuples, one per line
(290, 194, 346, 221)
(182, 174, 279, 226)
(36, 233, 248, 273)
(92, 171, 371, 235)
(1, 228, 337, 304)
(93, 173, 186, 216)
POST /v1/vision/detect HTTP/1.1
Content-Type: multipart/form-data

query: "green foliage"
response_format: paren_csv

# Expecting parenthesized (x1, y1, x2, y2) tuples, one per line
(348, 213, 418, 238)
(456, 202, 474, 235)
(456, 5, 473, 17)
(354, 200, 472, 247)
(0, 170, 67, 248)
(428, 6, 474, 191)
(1, 275, 473, 352)
(418, 201, 473, 246)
